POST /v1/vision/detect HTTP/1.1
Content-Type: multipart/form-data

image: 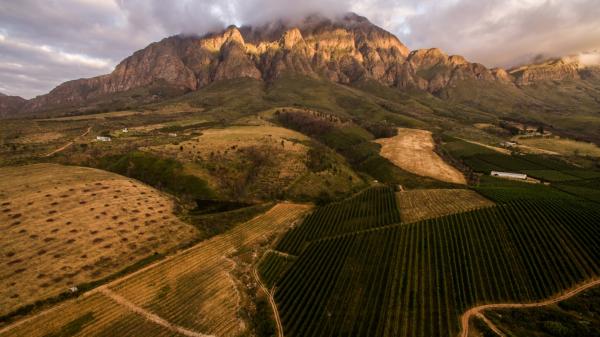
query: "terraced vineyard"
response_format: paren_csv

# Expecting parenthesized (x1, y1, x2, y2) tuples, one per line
(271, 199, 600, 337)
(275, 187, 400, 255)
(1, 203, 311, 337)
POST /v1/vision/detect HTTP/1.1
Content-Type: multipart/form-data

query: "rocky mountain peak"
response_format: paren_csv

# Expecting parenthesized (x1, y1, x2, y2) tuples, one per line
(279, 28, 305, 50)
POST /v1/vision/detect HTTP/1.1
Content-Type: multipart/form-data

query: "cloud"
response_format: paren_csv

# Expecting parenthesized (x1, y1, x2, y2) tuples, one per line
(578, 51, 600, 66)
(388, 0, 600, 67)
(1, 0, 599, 98)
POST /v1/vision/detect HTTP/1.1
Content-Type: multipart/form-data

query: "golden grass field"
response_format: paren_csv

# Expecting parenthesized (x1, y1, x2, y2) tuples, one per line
(517, 136, 600, 157)
(0, 164, 198, 316)
(376, 128, 467, 184)
(396, 189, 494, 223)
(0, 203, 311, 337)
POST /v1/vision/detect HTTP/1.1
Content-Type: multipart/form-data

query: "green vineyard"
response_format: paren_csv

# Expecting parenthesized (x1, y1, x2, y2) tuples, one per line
(269, 198, 600, 337)
(275, 187, 400, 255)
(258, 251, 297, 289)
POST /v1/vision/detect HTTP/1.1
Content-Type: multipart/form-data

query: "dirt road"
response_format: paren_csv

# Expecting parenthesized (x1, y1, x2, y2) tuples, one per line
(460, 278, 600, 337)
(43, 126, 91, 157)
(375, 128, 466, 184)
(253, 268, 284, 337)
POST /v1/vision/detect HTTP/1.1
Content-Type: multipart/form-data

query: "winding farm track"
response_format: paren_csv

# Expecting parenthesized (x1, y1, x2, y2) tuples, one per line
(43, 126, 91, 157)
(460, 278, 600, 337)
(253, 267, 284, 337)
(98, 288, 213, 337)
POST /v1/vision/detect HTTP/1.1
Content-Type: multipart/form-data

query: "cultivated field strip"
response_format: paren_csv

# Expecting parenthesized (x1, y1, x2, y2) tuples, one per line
(273, 200, 600, 337)
(396, 189, 494, 223)
(275, 187, 400, 255)
(1, 203, 311, 337)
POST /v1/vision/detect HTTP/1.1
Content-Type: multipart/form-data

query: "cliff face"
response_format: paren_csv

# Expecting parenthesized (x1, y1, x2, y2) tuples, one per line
(13, 13, 600, 116)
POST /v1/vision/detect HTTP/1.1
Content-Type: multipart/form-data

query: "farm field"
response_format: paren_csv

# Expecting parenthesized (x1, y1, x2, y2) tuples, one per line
(517, 136, 600, 157)
(375, 128, 467, 184)
(443, 137, 600, 202)
(396, 189, 494, 223)
(479, 283, 600, 337)
(0, 164, 198, 317)
(271, 199, 600, 337)
(0, 202, 311, 337)
(275, 187, 400, 255)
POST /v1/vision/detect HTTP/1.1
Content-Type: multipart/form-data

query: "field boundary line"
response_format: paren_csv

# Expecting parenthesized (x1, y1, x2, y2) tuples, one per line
(460, 278, 600, 337)
(253, 267, 284, 337)
(99, 288, 213, 337)
(308, 204, 499, 244)
(267, 249, 296, 259)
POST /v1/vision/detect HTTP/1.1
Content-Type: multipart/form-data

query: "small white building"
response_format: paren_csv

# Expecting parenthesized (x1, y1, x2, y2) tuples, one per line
(96, 136, 112, 142)
(122, 128, 128, 133)
(491, 171, 527, 180)
(500, 141, 517, 148)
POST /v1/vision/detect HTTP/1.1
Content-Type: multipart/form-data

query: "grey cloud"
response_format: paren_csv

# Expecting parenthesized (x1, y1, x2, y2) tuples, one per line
(391, 0, 600, 67)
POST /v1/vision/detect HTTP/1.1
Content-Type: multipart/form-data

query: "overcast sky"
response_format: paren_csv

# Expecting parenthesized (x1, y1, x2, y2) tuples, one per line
(1, 0, 599, 98)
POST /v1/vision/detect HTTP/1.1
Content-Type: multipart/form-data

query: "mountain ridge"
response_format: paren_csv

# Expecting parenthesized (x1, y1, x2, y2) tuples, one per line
(3, 12, 600, 117)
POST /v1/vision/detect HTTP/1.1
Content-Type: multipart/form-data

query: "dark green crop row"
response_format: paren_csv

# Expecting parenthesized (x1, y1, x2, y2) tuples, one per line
(275, 187, 400, 255)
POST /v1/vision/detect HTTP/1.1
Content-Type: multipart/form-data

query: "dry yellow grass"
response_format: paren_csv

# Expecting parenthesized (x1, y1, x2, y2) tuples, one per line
(0, 203, 311, 337)
(375, 128, 467, 184)
(40, 110, 143, 121)
(12, 132, 65, 144)
(0, 164, 198, 316)
(397, 189, 494, 223)
(517, 137, 600, 157)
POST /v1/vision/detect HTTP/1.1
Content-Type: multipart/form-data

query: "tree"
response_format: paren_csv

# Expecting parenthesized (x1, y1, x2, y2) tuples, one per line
(537, 125, 545, 134)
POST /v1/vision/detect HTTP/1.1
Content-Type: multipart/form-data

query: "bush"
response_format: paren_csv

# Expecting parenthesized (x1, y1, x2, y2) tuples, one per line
(98, 151, 214, 200)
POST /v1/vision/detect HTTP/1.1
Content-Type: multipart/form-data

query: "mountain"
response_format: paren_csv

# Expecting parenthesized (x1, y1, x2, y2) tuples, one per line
(0, 93, 26, 118)
(509, 56, 600, 85)
(15, 13, 505, 115)
(5, 12, 600, 123)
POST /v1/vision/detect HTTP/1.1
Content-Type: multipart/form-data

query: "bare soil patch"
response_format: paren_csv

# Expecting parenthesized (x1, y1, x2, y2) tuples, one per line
(375, 128, 467, 184)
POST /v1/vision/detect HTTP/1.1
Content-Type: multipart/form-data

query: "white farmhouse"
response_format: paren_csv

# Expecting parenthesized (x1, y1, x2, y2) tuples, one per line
(491, 171, 527, 180)
(96, 136, 112, 142)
